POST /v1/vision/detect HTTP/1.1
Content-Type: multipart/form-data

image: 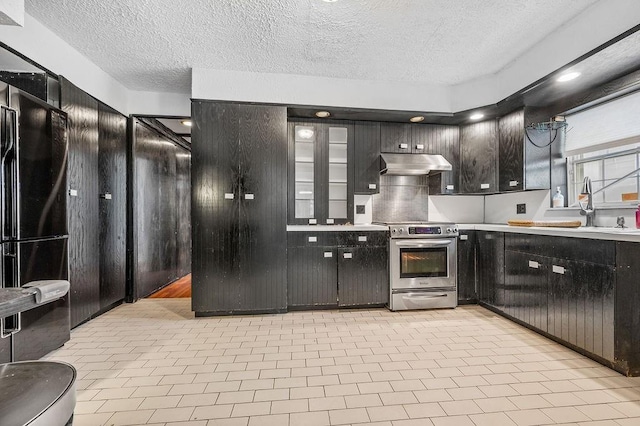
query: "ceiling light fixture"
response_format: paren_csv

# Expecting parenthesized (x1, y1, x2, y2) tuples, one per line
(315, 111, 331, 118)
(470, 113, 484, 120)
(322, 0, 339, 2)
(181, 119, 192, 127)
(409, 116, 425, 123)
(297, 128, 315, 139)
(557, 72, 581, 82)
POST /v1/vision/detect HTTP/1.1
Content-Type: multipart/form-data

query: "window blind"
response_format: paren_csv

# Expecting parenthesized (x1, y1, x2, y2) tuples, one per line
(565, 90, 640, 155)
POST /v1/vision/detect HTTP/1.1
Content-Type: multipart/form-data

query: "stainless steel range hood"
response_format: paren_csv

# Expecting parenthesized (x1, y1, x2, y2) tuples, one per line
(380, 153, 452, 175)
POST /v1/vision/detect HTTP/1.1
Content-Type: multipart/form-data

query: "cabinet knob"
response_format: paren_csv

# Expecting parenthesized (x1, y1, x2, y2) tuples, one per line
(244, 193, 254, 200)
(552, 265, 565, 275)
(224, 193, 234, 200)
(343, 252, 353, 259)
(100, 192, 112, 200)
(323, 251, 333, 258)
(399, 143, 408, 149)
(415, 144, 424, 150)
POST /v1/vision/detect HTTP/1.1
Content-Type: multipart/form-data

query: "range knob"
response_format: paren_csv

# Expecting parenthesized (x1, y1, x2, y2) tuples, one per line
(398, 228, 404, 234)
(391, 228, 397, 234)
(454, 228, 459, 233)
(446, 228, 452, 233)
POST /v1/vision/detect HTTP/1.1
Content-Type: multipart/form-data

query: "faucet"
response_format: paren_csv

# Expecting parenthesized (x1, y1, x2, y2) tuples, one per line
(579, 176, 596, 227)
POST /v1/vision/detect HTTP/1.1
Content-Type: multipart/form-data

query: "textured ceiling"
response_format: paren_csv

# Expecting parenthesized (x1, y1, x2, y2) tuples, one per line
(25, 0, 600, 94)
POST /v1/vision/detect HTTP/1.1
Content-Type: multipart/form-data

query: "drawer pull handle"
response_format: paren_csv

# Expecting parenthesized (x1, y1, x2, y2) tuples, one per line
(324, 252, 333, 258)
(358, 236, 367, 242)
(415, 144, 424, 150)
(552, 265, 565, 275)
(326, 218, 335, 224)
(308, 219, 317, 225)
(69, 189, 78, 197)
(460, 235, 468, 241)
(399, 143, 408, 149)
(368, 183, 377, 190)
(446, 185, 455, 190)
(480, 183, 490, 190)
(244, 193, 254, 200)
(308, 236, 317, 243)
(224, 193, 234, 200)
(509, 180, 519, 187)
(343, 253, 352, 259)
(528, 260, 539, 269)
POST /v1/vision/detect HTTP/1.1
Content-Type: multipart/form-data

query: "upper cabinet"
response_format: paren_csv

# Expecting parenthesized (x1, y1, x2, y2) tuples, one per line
(498, 110, 525, 191)
(380, 123, 412, 153)
(460, 120, 498, 193)
(353, 121, 380, 194)
(413, 124, 460, 194)
(289, 120, 354, 225)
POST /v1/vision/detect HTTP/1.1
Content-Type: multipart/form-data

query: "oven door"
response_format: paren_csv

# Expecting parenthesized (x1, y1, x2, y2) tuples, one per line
(390, 238, 457, 290)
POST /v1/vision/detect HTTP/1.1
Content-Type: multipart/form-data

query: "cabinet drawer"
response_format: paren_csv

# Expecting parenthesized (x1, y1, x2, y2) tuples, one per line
(288, 232, 336, 247)
(505, 233, 615, 266)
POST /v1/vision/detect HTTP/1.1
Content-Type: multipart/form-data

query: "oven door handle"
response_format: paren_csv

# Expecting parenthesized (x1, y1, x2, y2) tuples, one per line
(402, 293, 449, 299)
(394, 239, 454, 248)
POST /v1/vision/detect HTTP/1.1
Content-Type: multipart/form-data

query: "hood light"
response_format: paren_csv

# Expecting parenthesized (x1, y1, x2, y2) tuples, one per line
(470, 113, 484, 120)
(557, 72, 581, 82)
(181, 119, 192, 127)
(315, 111, 331, 118)
(409, 116, 425, 123)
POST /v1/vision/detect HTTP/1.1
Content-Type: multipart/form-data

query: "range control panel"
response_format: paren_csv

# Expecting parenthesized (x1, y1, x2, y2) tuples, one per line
(389, 224, 459, 238)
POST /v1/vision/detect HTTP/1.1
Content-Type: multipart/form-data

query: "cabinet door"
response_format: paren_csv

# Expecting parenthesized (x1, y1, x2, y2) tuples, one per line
(325, 123, 353, 224)
(338, 247, 388, 307)
(460, 120, 498, 193)
(289, 121, 322, 224)
(615, 241, 640, 375)
(287, 246, 338, 308)
(380, 123, 411, 153)
(354, 122, 380, 194)
(477, 231, 504, 309)
(419, 125, 460, 194)
(457, 232, 476, 303)
(191, 102, 241, 313)
(498, 110, 524, 192)
(504, 250, 547, 332)
(238, 105, 287, 312)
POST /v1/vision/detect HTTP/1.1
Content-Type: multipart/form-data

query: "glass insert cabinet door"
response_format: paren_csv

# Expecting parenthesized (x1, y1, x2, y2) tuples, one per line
(289, 122, 353, 224)
(293, 125, 315, 219)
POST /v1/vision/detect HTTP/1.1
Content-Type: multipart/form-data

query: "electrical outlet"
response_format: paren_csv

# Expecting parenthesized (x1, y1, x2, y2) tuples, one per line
(356, 205, 366, 214)
(517, 203, 526, 214)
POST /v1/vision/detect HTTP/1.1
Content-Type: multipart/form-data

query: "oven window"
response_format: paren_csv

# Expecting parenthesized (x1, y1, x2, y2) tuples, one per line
(399, 248, 448, 278)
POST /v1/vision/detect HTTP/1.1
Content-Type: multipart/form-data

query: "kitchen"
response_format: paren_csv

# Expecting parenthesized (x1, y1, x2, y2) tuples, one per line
(2, 1, 640, 425)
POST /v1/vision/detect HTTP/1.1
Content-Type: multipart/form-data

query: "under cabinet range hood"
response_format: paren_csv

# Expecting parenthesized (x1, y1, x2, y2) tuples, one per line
(380, 153, 452, 176)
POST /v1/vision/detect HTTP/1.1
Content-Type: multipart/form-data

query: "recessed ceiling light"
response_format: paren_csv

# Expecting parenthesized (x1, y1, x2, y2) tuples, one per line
(470, 113, 484, 120)
(322, 0, 339, 2)
(409, 116, 425, 123)
(557, 72, 581, 82)
(181, 119, 192, 127)
(315, 111, 331, 118)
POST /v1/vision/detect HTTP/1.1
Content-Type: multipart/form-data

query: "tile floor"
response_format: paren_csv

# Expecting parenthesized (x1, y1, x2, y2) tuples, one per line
(46, 299, 640, 426)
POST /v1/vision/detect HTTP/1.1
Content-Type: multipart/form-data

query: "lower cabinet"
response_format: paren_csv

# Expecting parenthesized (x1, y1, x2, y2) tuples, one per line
(287, 232, 388, 309)
(504, 250, 547, 332)
(476, 231, 505, 309)
(338, 247, 388, 307)
(457, 231, 476, 303)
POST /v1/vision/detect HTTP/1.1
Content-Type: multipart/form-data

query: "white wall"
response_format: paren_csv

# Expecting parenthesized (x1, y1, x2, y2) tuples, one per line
(0, 0, 23, 26)
(192, 68, 452, 112)
(484, 190, 550, 224)
(0, 13, 191, 116)
(428, 195, 485, 224)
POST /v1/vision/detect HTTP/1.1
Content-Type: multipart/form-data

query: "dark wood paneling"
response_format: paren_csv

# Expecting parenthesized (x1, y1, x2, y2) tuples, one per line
(476, 231, 504, 309)
(457, 232, 476, 303)
(60, 77, 100, 328)
(498, 110, 525, 192)
(287, 246, 338, 308)
(131, 120, 178, 300)
(337, 246, 388, 307)
(192, 102, 287, 314)
(353, 121, 380, 194)
(238, 105, 287, 312)
(505, 233, 615, 266)
(504, 250, 547, 332)
(380, 123, 411, 153)
(176, 149, 192, 279)
(615, 242, 640, 376)
(98, 103, 127, 309)
(191, 102, 240, 313)
(460, 120, 498, 193)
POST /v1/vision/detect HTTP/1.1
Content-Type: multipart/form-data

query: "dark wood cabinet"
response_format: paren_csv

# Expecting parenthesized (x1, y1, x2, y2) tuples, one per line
(457, 231, 476, 304)
(353, 121, 380, 194)
(380, 123, 411, 153)
(615, 241, 640, 376)
(476, 231, 504, 309)
(504, 250, 548, 332)
(412, 125, 460, 194)
(287, 232, 388, 309)
(338, 246, 388, 307)
(460, 120, 498, 193)
(288, 120, 354, 225)
(192, 102, 287, 315)
(498, 110, 525, 191)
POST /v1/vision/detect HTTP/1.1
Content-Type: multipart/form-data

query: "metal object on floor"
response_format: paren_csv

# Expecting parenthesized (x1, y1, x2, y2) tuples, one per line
(0, 361, 76, 425)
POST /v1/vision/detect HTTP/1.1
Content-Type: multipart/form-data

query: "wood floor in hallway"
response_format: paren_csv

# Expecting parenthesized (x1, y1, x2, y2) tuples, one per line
(148, 274, 191, 298)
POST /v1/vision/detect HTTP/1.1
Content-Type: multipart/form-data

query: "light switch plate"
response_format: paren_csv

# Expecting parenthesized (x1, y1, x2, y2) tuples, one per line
(356, 205, 366, 214)
(517, 203, 526, 214)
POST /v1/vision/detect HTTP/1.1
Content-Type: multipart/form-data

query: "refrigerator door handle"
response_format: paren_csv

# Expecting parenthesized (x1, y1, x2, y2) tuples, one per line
(1, 107, 18, 240)
(0, 313, 21, 338)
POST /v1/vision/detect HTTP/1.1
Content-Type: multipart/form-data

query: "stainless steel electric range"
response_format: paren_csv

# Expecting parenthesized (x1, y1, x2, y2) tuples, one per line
(376, 222, 459, 311)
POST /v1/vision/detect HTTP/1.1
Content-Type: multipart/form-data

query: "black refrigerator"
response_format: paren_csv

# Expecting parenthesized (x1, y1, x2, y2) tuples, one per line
(0, 83, 70, 363)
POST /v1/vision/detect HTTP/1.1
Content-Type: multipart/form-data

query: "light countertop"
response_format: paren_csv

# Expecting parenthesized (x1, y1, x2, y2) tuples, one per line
(459, 223, 640, 242)
(287, 224, 389, 232)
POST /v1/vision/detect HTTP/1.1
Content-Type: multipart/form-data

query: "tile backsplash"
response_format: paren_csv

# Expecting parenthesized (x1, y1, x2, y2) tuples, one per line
(372, 175, 429, 223)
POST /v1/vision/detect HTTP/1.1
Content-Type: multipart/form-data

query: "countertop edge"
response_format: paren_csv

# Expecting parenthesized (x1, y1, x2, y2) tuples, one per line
(458, 223, 640, 242)
(287, 225, 389, 232)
